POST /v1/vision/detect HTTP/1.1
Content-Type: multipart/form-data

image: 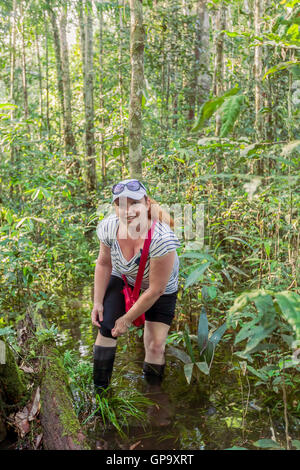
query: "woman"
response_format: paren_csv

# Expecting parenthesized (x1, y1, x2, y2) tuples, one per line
(91, 178, 181, 394)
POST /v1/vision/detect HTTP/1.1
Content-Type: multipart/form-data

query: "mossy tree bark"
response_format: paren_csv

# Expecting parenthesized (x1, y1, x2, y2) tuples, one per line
(0, 339, 27, 442)
(0, 340, 27, 406)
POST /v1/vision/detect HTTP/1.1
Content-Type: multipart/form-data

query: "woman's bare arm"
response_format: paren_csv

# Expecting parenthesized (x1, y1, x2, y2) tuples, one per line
(111, 250, 176, 336)
(91, 242, 112, 327)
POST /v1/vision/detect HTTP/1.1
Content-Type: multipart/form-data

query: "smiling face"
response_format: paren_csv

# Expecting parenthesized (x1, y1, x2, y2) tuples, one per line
(114, 196, 151, 238)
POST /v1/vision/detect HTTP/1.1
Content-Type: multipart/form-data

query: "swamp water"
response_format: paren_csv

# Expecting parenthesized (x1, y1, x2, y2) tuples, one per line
(45, 288, 296, 451)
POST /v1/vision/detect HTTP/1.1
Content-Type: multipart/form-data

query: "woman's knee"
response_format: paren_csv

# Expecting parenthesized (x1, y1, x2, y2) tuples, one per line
(146, 339, 165, 358)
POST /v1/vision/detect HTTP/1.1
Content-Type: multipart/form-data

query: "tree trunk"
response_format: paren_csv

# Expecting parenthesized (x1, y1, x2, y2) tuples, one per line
(85, 1, 96, 192)
(59, 6, 77, 158)
(98, 0, 106, 184)
(35, 30, 43, 137)
(9, 0, 17, 199)
(48, 6, 65, 147)
(45, 15, 51, 141)
(129, 0, 145, 179)
(213, 2, 226, 193)
(118, 0, 126, 179)
(187, 0, 211, 126)
(10, 0, 17, 119)
(20, 2, 29, 123)
(254, 0, 264, 175)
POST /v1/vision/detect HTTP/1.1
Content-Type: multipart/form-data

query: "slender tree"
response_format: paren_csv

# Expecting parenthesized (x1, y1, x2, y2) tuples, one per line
(45, 15, 51, 140)
(84, 1, 96, 191)
(254, 0, 264, 175)
(187, 0, 211, 125)
(97, 0, 106, 184)
(59, 5, 77, 157)
(213, 1, 226, 192)
(118, 0, 126, 179)
(128, 0, 145, 178)
(20, 1, 29, 122)
(48, 5, 65, 144)
(9, 0, 17, 120)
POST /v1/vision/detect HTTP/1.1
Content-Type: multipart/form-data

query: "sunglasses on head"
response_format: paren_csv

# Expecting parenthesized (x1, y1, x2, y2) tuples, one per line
(112, 180, 147, 195)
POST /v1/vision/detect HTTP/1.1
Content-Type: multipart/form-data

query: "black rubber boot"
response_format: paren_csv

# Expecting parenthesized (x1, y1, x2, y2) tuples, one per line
(143, 362, 172, 427)
(142, 361, 165, 386)
(93, 345, 116, 396)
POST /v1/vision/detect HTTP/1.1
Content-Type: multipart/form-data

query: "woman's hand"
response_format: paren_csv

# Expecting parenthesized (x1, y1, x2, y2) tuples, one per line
(111, 315, 131, 338)
(91, 303, 104, 327)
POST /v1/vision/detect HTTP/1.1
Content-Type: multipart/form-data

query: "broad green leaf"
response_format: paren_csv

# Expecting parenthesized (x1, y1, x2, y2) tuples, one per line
(183, 325, 195, 363)
(234, 320, 258, 344)
(198, 307, 209, 354)
(209, 323, 227, 346)
(264, 241, 271, 257)
(202, 324, 227, 364)
(242, 325, 276, 355)
(207, 285, 217, 300)
(247, 365, 268, 381)
(225, 446, 248, 450)
(215, 236, 253, 252)
(275, 291, 300, 341)
(184, 363, 194, 384)
(221, 268, 233, 284)
(179, 252, 214, 262)
(292, 440, 300, 450)
(195, 361, 210, 375)
(253, 439, 282, 449)
(220, 94, 245, 137)
(263, 60, 300, 80)
(184, 262, 211, 289)
(0, 326, 14, 337)
(203, 340, 214, 365)
(227, 264, 249, 278)
(192, 85, 240, 131)
(167, 345, 191, 365)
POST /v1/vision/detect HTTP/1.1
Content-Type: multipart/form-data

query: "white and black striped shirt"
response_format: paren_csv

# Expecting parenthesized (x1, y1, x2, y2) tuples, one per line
(96, 214, 181, 294)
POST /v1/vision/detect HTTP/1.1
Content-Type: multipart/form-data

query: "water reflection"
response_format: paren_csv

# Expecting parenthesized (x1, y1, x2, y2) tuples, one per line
(46, 290, 291, 450)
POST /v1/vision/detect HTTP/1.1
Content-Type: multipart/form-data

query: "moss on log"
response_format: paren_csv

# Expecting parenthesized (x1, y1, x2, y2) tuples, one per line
(0, 340, 27, 405)
(39, 344, 90, 450)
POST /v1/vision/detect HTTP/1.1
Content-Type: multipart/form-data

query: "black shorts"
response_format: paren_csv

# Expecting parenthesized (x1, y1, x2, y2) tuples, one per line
(99, 275, 178, 339)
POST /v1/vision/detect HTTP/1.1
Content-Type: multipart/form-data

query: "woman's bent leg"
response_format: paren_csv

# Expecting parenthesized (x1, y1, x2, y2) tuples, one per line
(93, 275, 125, 394)
(143, 321, 170, 385)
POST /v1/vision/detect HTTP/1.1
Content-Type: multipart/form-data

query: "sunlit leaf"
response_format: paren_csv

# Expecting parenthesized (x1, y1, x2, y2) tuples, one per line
(184, 363, 194, 384)
(167, 345, 191, 364)
(253, 439, 282, 449)
(195, 361, 210, 375)
(184, 262, 211, 289)
(192, 85, 240, 131)
(275, 291, 300, 341)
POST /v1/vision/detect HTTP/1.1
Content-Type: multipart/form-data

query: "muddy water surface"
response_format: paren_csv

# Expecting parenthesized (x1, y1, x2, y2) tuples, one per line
(47, 288, 296, 451)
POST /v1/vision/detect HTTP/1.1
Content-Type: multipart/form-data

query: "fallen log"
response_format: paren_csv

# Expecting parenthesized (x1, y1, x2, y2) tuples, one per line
(16, 309, 90, 450)
(39, 343, 90, 450)
(0, 339, 28, 444)
(0, 339, 27, 405)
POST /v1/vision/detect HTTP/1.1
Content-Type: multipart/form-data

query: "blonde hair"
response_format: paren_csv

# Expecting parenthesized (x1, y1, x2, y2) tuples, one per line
(146, 196, 175, 230)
